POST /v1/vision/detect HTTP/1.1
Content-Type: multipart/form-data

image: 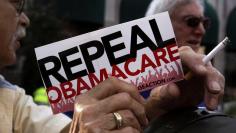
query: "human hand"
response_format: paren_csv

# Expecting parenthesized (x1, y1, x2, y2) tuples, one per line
(70, 77, 148, 133)
(145, 46, 225, 119)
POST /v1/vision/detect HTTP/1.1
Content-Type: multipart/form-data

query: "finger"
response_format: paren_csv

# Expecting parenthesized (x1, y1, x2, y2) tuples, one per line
(92, 92, 148, 127)
(89, 77, 145, 105)
(81, 113, 116, 131)
(80, 126, 140, 133)
(83, 110, 141, 131)
(179, 46, 207, 75)
(74, 95, 97, 109)
(204, 85, 224, 110)
(203, 66, 225, 110)
(75, 77, 144, 112)
(148, 83, 181, 107)
(116, 110, 141, 131)
(205, 65, 225, 94)
(109, 127, 140, 133)
(78, 93, 148, 127)
(146, 84, 179, 119)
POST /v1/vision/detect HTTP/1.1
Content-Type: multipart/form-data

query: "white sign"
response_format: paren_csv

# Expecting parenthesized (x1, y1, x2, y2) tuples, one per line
(35, 12, 184, 114)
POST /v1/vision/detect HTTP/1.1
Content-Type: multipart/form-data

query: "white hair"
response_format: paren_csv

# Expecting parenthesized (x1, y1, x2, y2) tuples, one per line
(145, 0, 204, 16)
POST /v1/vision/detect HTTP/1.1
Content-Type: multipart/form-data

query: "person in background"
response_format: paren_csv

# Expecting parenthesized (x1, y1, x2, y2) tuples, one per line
(73, 0, 225, 130)
(144, 0, 224, 119)
(74, 46, 225, 132)
(0, 0, 147, 132)
(146, 0, 209, 53)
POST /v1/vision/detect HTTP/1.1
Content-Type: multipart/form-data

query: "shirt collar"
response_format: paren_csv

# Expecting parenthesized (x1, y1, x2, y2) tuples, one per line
(0, 75, 17, 90)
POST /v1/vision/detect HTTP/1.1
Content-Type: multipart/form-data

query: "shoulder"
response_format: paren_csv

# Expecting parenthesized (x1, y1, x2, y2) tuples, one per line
(0, 75, 17, 90)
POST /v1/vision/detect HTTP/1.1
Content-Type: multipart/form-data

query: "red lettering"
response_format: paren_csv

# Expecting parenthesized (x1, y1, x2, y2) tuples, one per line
(88, 68, 109, 87)
(167, 44, 179, 61)
(141, 54, 157, 72)
(124, 58, 140, 76)
(153, 48, 169, 66)
(47, 86, 62, 104)
(77, 77, 91, 95)
(112, 65, 128, 79)
(60, 81, 76, 99)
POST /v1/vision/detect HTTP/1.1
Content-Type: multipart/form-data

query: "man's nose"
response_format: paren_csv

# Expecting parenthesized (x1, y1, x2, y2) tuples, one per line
(19, 12, 30, 28)
(194, 22, 206, 36)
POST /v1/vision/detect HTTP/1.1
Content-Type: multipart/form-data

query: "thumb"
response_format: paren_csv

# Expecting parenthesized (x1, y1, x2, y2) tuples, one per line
(145, 83, 180, 119)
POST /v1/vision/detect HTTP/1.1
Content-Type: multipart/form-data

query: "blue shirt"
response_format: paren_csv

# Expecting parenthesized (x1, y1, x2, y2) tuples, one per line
(0, 75, 17, 90)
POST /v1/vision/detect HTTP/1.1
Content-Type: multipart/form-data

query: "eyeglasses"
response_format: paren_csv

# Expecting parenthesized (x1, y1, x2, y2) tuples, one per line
(10, 0, 25, 14)
(184, 16, 211, 29)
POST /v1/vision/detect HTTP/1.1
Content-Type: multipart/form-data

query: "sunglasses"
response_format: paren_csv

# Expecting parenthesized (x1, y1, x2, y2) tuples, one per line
(184, 16, 211, 29)
(10, 0, 25, 14)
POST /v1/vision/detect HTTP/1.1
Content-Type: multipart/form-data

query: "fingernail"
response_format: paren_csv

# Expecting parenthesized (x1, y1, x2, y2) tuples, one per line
(211, 81, 221, 92)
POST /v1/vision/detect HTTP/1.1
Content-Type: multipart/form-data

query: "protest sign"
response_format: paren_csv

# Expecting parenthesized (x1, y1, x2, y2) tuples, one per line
(35, 12, 184, 114)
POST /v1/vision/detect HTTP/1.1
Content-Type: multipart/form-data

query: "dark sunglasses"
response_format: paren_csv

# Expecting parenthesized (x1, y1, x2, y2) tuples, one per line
(10, 0, 25, 14)
(184, 16, 211, 29)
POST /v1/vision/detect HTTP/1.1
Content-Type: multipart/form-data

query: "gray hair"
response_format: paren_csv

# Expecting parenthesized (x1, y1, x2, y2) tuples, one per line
(145, 0, 204, 16)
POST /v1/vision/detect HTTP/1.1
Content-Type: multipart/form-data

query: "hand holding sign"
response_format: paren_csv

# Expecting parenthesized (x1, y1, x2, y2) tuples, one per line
(69, 77, 148, 133)
(145, 46, 225, 120)
(68, 46, 224, 132)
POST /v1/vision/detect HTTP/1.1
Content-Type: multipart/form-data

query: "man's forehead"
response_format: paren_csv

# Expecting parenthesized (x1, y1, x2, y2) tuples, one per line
(172, 3, 204, 18)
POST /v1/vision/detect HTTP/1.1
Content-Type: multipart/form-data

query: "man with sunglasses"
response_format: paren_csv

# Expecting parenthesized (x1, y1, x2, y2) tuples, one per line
(144, 0, 225, 126)
(146, 0, 210, 53)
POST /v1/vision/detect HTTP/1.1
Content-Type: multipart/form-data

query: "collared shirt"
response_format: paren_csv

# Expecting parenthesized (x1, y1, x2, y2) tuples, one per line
(0, 75, 71, 133)
(0, 75, 17, 90)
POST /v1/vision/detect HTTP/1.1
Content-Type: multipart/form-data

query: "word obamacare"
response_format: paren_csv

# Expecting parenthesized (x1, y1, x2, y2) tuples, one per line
(38, 19, 178, 89)
(43, 45, 178, 104)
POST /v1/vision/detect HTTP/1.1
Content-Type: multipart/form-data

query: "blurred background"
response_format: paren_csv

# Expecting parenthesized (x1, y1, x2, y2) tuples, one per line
(1, 0, 236, 115)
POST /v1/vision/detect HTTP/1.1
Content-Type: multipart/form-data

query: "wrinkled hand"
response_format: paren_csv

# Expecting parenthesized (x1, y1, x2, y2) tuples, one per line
(73, 77, 148, 133)
(145, 46, 225, 119)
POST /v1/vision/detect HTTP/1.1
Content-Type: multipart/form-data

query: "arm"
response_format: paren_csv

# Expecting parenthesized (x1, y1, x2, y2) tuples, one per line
(145, 46, 225, 119)
(13, 87, 71, 133)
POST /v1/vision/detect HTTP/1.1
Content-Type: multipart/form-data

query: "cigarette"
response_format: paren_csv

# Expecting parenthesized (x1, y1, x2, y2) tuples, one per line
(202, 37, 230, 64)
(185, 37, 230, 80)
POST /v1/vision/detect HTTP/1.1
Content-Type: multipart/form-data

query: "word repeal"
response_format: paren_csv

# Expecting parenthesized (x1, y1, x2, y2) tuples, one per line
(38, 19, 177, 88)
